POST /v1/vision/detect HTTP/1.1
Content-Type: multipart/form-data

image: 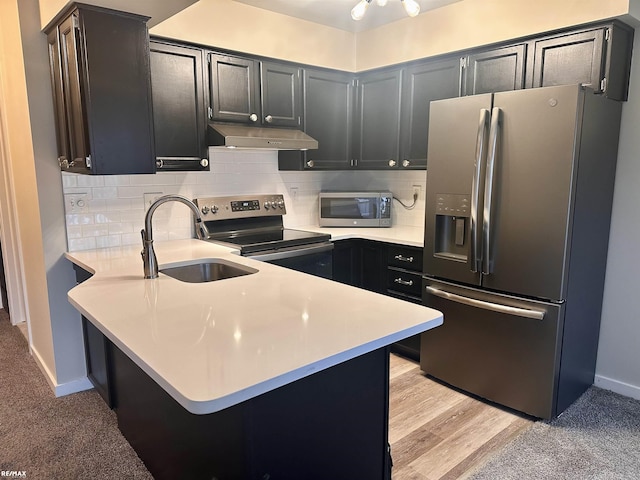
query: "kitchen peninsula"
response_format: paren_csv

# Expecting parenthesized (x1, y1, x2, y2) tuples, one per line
(65, 238, 442, 480)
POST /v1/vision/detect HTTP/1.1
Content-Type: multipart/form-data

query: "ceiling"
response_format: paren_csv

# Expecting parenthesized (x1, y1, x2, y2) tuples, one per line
(233, 0, 462, 32)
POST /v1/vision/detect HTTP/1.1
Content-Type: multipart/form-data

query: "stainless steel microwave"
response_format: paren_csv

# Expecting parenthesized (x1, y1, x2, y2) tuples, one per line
(318, 191, 392, 227)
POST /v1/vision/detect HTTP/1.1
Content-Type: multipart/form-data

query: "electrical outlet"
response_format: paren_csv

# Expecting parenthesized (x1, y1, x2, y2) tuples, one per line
(289, 186, 299, 201)
(412, 185, 422, 200)
(64, 193, 89, 213)
(144, 192, 164, 208)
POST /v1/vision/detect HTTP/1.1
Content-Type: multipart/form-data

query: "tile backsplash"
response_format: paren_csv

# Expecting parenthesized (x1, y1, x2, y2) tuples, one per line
(62, 149, 426, 251)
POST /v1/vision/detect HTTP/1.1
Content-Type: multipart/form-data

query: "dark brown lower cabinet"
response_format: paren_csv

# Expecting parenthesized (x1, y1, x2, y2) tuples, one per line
(111, 341, 391, 480)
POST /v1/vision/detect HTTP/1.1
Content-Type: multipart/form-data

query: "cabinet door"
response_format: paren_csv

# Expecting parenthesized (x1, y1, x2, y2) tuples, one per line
(59, 13, 90, 172)
(355, 69, 402, 169)
(209, 53, 260, 124)
(150, 41, 208, 169)
(47, 28, 71, 169)
(400, 58, 459, 169)
(360, 241, 387, 294)
(260, 61, 302, 127)
(464, 44, 526, 95)
(530, 29, 605, 93)
(303, 68, 354, 170)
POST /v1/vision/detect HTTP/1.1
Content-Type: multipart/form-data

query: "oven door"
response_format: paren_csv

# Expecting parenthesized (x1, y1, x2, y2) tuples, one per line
(246, 242, 334, 279)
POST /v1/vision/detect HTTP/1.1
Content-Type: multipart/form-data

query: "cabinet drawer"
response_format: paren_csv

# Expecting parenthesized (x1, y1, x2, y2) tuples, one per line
(387, 268, 422, 297)
(387, 246, 423, 271)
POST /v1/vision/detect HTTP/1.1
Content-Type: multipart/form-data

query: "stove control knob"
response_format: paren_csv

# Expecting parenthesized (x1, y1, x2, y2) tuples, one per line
(210, 205, 219, 214)
(264, 202, 270, 210)
(201, 206, 210, 215)
(277, 200, 284, 209)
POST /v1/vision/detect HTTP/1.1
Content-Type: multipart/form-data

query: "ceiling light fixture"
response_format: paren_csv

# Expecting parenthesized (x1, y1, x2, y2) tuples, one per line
(351, 0, 421, 21)
(402, 0, 421, 17)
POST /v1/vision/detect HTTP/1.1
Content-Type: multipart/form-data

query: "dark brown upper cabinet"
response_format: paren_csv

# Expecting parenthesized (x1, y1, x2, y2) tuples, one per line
(260, 61, 303, 128)
(208, 53, 302, 127)
(354, 69, 403, 169)
(149, 40, 209, 171)
(529, 23, 633, 101)
(462, 44, 526, 95)
(45, 4, 155, 175)
(400, 58, 460, 169)
(296, 68, 354, 170)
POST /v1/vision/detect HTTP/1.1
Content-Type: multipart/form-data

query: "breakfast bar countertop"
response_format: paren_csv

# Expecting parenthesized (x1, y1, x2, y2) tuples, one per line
(65, 238, 442, 415)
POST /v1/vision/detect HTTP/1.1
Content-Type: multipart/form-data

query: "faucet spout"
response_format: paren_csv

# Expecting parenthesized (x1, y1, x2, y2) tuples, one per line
(141, 195, 207, 279)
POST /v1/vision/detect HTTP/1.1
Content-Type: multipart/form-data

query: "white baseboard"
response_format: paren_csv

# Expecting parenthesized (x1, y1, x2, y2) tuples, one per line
(30, 344, 93, 397)
(54, 375, 93, 397)
(594, 374, 640, 401)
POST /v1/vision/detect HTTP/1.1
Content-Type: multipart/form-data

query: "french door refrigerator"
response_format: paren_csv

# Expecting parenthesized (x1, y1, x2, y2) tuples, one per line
(421, 84, 622, 419)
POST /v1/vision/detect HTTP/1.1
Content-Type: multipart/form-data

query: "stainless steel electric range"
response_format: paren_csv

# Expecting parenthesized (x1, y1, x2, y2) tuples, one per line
(194, 194, 333, 279)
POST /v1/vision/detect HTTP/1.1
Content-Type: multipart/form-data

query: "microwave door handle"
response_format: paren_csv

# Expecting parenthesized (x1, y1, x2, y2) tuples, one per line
(470, 109, 490, 273)
(426, 286, 545, 320)
(482, 107, 501, 275)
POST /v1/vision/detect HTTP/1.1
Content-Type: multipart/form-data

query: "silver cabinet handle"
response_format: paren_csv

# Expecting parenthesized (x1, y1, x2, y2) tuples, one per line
(402, 159, 411, 167)
(306, 160, 315, 168)
(394, 278, 413, 286)
(200, 159, 209, 167)
(394, 254, 414, 263)
(264, 115, 273, 123)
(249, 113, 258, 122)
(388, 159, 397, 167)
(426, 286, 545, 320)
(482, 107, 501, 275)
(470, 109, 490, 273)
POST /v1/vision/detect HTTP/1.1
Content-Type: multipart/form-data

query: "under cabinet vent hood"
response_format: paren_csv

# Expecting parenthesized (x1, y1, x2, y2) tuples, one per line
(208, 123, 318, 150)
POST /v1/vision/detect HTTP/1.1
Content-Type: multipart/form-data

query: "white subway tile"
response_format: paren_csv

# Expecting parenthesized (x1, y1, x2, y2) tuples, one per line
(66, 213, 94, 226)
(68, 237, 97, 252)
(96, 235, 122, 248)
(82, 224, 109, 237)
(91, 187, 118, 199)
(61, 172, 78, 188)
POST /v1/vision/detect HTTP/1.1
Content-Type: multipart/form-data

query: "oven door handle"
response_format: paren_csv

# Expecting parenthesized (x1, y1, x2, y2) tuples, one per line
(246, 242, 334, 262)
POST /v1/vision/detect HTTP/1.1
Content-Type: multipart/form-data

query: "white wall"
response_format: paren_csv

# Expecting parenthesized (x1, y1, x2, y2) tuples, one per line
(62, 150, 426, 251)
(594, 30, 640, 399)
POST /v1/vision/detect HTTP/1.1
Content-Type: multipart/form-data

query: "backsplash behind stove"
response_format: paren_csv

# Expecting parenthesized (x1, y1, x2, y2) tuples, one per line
(62, 149, 426, 251)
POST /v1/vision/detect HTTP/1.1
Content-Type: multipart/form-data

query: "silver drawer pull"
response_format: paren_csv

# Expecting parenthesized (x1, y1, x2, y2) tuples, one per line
(394, 254, 414, 262)
(394, 278, 413, 286)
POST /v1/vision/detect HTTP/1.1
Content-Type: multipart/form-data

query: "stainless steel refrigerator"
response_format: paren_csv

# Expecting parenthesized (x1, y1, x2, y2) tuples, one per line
(421, 84, 622, 419)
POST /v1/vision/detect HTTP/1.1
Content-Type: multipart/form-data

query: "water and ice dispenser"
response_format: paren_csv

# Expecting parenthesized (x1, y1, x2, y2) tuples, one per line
(433, 194, 470, 262)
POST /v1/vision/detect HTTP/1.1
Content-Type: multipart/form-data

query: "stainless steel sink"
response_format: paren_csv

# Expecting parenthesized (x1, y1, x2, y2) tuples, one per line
(159, 258, 258, 283)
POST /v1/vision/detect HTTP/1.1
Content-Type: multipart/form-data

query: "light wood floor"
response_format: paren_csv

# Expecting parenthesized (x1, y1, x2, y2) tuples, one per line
(388, 353, 533, 480)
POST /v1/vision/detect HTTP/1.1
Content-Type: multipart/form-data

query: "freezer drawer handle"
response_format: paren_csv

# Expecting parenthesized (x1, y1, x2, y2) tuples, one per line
(425, 286, 545, 320)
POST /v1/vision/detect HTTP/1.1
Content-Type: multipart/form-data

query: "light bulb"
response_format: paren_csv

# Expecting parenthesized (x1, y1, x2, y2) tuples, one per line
(351, 0, 371, 21)
(376, 0, 388, 6)
(402, 0, 421, 17)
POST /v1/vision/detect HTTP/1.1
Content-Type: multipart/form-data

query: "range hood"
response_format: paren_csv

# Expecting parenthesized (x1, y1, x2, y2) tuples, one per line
(208, 123, 318, 150)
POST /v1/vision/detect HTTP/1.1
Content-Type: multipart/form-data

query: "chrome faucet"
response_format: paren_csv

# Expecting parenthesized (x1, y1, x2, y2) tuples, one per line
(141, 195, 208, 279)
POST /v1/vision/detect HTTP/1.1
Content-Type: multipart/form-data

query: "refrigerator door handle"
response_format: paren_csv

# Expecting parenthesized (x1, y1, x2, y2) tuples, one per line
(425, 286, 546, 320)
(470, 108, 490, 273)
(482, 107, 502, 275)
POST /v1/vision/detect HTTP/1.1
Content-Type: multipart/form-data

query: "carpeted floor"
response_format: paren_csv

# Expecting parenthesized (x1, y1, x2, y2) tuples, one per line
(3, 307, 640, 480)
(468, 386, 640, 479)
(0, 309, 152, 479)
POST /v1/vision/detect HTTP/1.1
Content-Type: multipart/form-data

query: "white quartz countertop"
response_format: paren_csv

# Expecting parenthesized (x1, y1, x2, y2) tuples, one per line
(66, 237, 441, 415)
(297, 225, 424, 247)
